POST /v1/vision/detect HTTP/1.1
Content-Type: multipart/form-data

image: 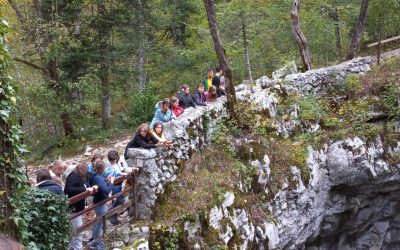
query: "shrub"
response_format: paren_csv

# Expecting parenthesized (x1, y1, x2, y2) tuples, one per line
(11, 189, 71, 250)
(119, 82, 161, 127)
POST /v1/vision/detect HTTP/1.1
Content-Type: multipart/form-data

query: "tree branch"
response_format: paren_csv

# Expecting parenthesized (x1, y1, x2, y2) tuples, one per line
(13, 58, 45, 72)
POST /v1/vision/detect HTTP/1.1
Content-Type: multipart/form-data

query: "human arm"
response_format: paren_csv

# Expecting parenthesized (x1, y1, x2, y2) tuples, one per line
(192, 93, 206, 106)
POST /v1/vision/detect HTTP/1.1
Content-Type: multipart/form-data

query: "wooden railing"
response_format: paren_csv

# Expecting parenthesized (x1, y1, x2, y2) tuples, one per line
(367, 35, 400, 65)
(68, 174, 137, 249)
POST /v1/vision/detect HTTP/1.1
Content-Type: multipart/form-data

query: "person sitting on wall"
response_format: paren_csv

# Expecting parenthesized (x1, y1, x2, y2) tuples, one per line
(48, 159, 67, 187)
(207, 85, 218, 102)
(202, 68, 214, 93)
(36, 168, 64, 196)
(213, 66, 225, 97)
(177, 85, 197, 109)
(124, 123, 167, 159)
(149, 98, 176, 129)
(192, 85, 207, 106)
(170, 96, 184, 117)
(151, 122, 173, 147)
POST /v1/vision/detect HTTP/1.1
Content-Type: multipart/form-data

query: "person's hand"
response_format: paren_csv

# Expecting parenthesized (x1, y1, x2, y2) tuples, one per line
(110, 176, 115, 184)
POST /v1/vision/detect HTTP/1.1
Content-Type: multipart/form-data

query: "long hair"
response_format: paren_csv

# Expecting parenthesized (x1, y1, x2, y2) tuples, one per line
(160, 98, 170, 114)
(152, 122, 164, 137)
(208, 85, 218, 102)
(136, 123, 151, 139)
(74, 162, 88, 182)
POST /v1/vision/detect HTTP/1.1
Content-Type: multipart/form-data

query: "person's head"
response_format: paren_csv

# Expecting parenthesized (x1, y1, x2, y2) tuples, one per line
(94, 160, 106, 175)
(160, 99, 170, 112)
(36, 168, 52, 183)
(181, 85, 190, 95)
(215, 66, 222, 74)
(137, 123, 150, 137)
(0, 235, 23, 250)
(91, 152, 103, 163)
(197, 85, 204, 93)
(107, 150, 119, 164)
(153, 122, 163, 136)
(171, 97, 179, 107)
(207, 69, 214, 78)
(208, 85, 218, 101)
(209, 85, 217, 94)
(74, 162, 89, 181)
(51, 159, 67, 176)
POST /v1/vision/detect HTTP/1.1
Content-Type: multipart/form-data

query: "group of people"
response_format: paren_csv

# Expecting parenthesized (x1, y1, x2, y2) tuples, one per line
(123, 67, 226, 157)
(35, 150, 138, 250)
(31, 67, 226, 250)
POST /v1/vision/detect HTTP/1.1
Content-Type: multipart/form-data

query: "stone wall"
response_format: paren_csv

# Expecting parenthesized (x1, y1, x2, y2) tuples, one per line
(125, 98, 227, 219)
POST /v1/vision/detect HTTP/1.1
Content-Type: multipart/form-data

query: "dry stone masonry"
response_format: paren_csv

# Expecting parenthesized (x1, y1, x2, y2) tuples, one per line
(125, 98, 227, 219)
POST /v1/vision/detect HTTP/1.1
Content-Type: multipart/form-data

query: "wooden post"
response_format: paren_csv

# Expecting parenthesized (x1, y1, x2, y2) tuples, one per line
(377, 40, 381, 65)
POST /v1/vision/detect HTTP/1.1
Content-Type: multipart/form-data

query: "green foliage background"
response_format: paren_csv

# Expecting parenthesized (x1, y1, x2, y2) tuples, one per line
(0, 0, 398, 161)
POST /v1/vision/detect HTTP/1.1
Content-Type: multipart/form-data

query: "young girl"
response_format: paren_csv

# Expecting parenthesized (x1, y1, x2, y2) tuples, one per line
(151, 122, 173, 146)
(150, 99, 176, 129)
(171, 96, 184, 117)
(207, 85, 218, 102)
(65, 163, 97, 250)
(89, 160, 114, 249)
(124, 123, 166, 159)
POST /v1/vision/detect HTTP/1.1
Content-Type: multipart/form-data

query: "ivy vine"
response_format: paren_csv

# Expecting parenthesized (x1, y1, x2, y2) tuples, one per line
(0, 19, 29, 235)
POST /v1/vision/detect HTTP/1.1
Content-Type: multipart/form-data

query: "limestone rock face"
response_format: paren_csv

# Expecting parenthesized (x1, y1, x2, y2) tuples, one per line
(264, 136, 400, 250)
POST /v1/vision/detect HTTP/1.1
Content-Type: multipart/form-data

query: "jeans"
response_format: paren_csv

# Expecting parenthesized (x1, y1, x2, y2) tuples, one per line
(69, 215, 83, 250)
(111, 185, 125, 208)
(92, 203, 108, 243)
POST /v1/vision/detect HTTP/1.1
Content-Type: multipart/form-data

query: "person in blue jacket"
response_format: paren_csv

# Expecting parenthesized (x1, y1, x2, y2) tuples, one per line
(89, 160, 114, 250)
(149, 99, 176, 129)
(35, 168, 64, 196)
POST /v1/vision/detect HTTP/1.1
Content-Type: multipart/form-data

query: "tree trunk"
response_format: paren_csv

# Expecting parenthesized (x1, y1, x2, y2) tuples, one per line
(291, 0, 312, 71)
(241, 12, 253, 83)
(347, 0, 369, 60)
(100, 64, 111, 129)
(203, 0, 236, 115)
(45, 60, 75, 137)
(137, 0, 147, 92)
(331, 8, 342, 50)
(97, 1, 112, 129)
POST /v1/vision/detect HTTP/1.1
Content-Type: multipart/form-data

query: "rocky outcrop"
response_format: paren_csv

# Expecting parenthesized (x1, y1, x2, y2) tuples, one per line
(264, 136, 400, 250)
(125, 98, 227, 219)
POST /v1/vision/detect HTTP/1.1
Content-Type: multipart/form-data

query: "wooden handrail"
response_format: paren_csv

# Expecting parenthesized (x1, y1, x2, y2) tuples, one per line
(367, 35, 400, 48)
(68, 175, 128, 205)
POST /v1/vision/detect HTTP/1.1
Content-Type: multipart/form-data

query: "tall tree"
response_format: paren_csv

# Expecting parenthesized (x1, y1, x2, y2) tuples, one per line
(291, 0, 313, 71)
(0, 19, 28, 237)
(204, 0, 236, 115)
(347, 0, 369, 59)
(8, 0, 75, 136)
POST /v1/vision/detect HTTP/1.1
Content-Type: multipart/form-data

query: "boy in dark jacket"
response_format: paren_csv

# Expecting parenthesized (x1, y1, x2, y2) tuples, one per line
(177, 85, 197, 109)
(192, 85, 207, 106)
